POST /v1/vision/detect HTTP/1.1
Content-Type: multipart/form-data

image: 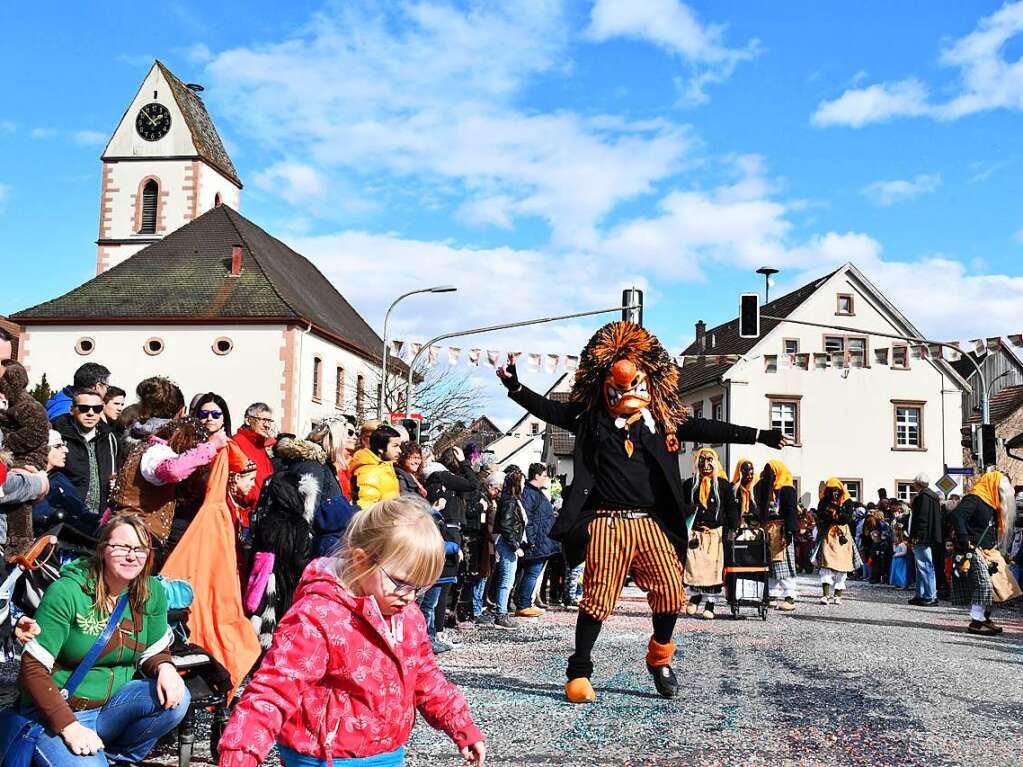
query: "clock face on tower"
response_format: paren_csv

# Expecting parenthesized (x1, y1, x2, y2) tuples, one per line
(135, 102, 171, 141)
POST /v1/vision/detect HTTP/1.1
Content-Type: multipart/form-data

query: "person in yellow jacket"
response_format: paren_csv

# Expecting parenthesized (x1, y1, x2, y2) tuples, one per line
(350, 424, 402, 509)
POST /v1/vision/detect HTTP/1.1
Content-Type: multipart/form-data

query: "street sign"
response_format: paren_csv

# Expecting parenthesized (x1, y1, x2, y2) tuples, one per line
(946, 467, 975, 476)
(936, 474, 958, 495)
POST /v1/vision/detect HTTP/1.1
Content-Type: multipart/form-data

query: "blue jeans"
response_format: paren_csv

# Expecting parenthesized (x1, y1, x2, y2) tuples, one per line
(33, 679, 190, 766)
(419, 585, 441, 636)
(472, 577, 488, 616)
(913, 543, 936, 601)
(514, 560, 546, 609)
(493, 537, 519, 616)
(279, 745, 405, 766)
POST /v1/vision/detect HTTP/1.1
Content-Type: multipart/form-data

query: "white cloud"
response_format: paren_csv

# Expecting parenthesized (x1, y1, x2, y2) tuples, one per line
(30, 128, 57, 139)
(201, 1, 690, 244)
(0, 182, 9, 208)
(1014, 227, 1023, 244)
(586, 0, 758, 104)
(72, 130, 107, 146)
(812, 1, 1023, 126)
(811, 79, 930, 127)
(0, 120, 14, 135)
(252, 161, 325, 205)
(863, 173, 941, 206)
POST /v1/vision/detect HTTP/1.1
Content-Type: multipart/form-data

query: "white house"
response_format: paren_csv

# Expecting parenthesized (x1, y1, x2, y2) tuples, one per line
(487, 374, 572, 472)
(677, 263, 969, 505)
(12, 61, 389, 436)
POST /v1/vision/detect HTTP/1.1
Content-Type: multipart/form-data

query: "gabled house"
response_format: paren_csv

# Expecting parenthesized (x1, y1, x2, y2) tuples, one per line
(677, 262, 969, 504)
(486, 374, 571, 472)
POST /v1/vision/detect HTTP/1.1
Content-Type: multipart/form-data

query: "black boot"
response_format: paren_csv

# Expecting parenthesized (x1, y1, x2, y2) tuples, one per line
(647, 663, 679, 699)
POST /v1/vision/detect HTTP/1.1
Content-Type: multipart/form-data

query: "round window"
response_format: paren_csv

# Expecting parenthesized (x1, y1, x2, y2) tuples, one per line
(212, 337, 233, 356)
(143, 337, 165, 356)
(74, 337, 95, 355)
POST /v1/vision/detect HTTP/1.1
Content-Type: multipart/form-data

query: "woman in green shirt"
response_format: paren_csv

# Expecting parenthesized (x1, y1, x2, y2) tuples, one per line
(19, 514, 189, 764)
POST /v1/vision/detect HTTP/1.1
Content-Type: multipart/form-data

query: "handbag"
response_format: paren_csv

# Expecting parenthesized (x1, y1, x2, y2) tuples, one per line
(0, 591, 129, 767)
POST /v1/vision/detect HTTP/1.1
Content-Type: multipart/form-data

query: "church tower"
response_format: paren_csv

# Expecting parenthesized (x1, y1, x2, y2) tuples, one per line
(96, 61, 242, 274)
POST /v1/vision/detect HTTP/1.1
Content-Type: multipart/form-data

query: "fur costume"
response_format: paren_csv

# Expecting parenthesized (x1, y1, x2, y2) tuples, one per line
(499, 320, 784, 702)
(0, 360, 49, 555)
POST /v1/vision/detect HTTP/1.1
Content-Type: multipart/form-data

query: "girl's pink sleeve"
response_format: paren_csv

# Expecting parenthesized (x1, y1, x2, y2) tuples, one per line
(151, 442, 218, 484)
(413, 621, 484, 749)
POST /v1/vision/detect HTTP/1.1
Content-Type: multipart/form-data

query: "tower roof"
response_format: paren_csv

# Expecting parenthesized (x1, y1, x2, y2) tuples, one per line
(13, 206, 386, 365)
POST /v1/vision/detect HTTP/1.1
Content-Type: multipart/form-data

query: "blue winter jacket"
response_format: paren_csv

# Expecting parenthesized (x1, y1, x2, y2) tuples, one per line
(520, 484, 561, 562)
(32, 471, 97, 535)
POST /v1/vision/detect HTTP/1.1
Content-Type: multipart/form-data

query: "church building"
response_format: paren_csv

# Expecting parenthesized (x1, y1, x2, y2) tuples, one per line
(12, 61, 387, 434)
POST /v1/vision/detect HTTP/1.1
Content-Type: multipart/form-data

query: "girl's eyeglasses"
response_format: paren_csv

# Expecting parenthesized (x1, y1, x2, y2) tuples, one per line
(377, 564, 428, 598)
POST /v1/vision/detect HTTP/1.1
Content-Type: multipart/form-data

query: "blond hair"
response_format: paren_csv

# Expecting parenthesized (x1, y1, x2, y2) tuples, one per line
(332, 496, 444, 592)
(308, 418, 350, 470)
(90, 515, 154, 622)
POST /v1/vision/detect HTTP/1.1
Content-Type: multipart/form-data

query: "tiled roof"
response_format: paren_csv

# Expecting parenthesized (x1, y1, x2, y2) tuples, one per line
(965, 384, 1023, 425)
(547, 392, 576, 455)
(13, 205, 387, 364)
(677, 268, 839, 392)
(0, 316, 20, 359)
(158, 61, 241, 187)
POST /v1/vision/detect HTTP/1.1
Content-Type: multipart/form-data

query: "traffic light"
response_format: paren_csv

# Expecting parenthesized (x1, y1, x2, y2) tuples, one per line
(622, 288, 644, 326)
(979, 423, 997, 468)
(961, 425, 978, 461)
(399, 418, 421, 443)
(739, 293, 760, 339)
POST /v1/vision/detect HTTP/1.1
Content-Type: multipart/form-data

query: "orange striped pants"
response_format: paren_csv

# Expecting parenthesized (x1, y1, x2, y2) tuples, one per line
(579, 515, 686, 622)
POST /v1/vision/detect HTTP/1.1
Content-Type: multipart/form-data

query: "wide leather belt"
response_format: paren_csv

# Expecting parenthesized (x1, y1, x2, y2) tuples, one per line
(595, 509, 651, 520)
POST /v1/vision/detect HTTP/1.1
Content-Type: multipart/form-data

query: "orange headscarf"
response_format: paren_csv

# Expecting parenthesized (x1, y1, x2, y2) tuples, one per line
(162, 448, 262, 694)
(693, 447, 726, 508)
(765, 460, 795, 491)
(819, 477, 850, 505)
(968, 470, 1007, 536)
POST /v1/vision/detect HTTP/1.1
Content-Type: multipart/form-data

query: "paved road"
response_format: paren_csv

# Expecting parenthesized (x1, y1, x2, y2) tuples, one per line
(408, 577, 1023, 767)
(3, 577, 1020, 766)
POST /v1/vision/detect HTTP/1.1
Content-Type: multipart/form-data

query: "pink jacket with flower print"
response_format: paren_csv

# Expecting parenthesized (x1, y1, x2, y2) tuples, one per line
(217, 558, 482, 767)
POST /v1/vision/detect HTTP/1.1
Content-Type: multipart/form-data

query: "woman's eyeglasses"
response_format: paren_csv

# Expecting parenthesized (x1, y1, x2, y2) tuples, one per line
(107, 544, 151, 559)
(75, 404, 104, 414)
(198, 409, 223, 419)
(378, 565, 428, 598)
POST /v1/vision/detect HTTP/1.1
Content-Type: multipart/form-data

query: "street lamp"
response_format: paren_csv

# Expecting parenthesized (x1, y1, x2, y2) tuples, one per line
(378, 286, 457, 419)
(756, 266, 779, 303)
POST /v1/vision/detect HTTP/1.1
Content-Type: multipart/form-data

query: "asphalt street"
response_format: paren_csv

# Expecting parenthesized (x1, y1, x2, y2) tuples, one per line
(3, 576, 1020, 766)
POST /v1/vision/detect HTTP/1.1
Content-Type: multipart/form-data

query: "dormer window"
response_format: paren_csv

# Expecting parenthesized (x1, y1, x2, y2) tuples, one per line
(139, 179, 158, 234)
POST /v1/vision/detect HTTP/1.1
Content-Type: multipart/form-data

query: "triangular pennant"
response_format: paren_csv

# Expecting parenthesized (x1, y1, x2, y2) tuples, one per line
(565, 355, 579, 372)
(427, 345, 440, 366)
(971, 339, 985, 355)
(814, 353, 829, 369)
(795, 353, 811, 370)
(764, 354, 778, 373)
(545, 354, 560, 374)
(486, 350, 501, 368)
(927, 343, 943, 360)
(527, 352, 542, 373)
(468, 349, 481, 366)
(910, 346, 922, 360)
(986, 337, 1001, 352)
(392, 340, 405, 360)
(874, 347, 889, 365)
(447, 346, 462, 365)
(1008, 334, 1023, 348)
(410, 342, 423, 360)
(917, 345, 930, 359)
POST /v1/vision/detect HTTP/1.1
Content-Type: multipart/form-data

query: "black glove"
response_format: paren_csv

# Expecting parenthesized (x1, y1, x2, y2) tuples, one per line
(785, 531, 794, 545)
(499, 362, 521, 392)
(757, 428, 784, 449)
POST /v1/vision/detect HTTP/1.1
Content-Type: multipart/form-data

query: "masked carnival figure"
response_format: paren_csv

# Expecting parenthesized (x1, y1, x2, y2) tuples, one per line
(951, 471, 1021, 635)
(680, 448, 737, 620)
(732, 459, 758, 526)
(496, 321, 786, 704)
(753, 461, 799, 611)
(815, 478, 862, 605)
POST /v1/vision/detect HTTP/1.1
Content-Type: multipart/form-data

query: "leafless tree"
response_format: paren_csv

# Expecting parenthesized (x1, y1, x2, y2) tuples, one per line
(362, 363, 487, 440)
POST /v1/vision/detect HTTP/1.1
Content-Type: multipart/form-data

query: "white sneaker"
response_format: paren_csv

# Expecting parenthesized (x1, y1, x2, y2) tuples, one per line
(832, 595, 843, 605)
(818, 595, 830, 605)
(439, 631, 461, 645)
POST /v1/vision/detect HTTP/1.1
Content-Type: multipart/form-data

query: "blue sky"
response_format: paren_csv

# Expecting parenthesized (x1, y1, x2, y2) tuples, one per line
(2, 1, 1023, 419)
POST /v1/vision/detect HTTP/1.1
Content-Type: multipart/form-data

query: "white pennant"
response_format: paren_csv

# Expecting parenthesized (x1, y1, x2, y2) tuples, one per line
(392, 340, 405, 360)
(1008, 334, 1023, 348)
(545, 354, 560, 373)
(527, 352, 542, 373)
(486, 350, 501, 368)
(468, 349, 481, 366)
(565, 355, 579, 372)
(427, 345, 440, 366)
(447, 346, 461, 365)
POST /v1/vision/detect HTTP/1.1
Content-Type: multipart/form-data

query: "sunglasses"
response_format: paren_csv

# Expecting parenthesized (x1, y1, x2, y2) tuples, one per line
(75, 404, 104, 414)
(199, 409, 224, 419)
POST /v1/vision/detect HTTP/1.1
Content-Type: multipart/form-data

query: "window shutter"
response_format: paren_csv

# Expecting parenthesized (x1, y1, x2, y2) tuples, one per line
(140, 180, 158, 233)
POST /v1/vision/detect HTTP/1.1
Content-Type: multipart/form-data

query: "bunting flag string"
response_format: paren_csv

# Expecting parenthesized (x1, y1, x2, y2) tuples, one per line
(387, 333, 1023, 376)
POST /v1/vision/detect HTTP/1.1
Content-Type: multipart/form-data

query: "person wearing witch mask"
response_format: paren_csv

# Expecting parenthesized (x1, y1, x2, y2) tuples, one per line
(681, 448, 737, 620)
(815, 478, 862, 605)
(753, 460, 799, 611)
(732, 459, 758, 527)
(496, 321, 787, 704)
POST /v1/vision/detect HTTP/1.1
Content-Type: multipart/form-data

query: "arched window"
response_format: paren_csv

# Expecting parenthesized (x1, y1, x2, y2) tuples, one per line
(140, 180, 158, 234)
(312, 356, 323, 401)
(356, 375, 366, 419)
(214, 192, 222, 207)
(335, 366, 345, 408)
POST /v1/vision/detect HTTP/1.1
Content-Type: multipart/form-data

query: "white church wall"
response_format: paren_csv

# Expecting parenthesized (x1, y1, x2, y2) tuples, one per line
(22, 323, 286, 432)
(293, 331, 382, 436)
(197, 163, 241, 212)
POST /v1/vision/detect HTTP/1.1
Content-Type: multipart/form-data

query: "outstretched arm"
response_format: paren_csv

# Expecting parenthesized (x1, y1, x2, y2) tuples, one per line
(677, 417, 788, 449)
(497, 356, 582, 433)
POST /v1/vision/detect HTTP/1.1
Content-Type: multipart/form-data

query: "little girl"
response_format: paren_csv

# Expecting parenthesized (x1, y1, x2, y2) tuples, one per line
(217, 496, 486, 767)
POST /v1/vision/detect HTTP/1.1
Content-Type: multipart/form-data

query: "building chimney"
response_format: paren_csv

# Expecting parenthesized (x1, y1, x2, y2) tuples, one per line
(695, 320, 706, 352)
(230, 245, 243, 277)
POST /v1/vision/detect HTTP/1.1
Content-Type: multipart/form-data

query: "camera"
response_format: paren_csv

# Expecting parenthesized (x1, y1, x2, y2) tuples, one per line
(688, 537, 700, 550)
(838, 533, 849, 545)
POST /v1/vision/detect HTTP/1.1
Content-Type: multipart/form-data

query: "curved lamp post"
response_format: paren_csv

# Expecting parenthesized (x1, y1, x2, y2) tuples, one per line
(378, 286, 457, 419)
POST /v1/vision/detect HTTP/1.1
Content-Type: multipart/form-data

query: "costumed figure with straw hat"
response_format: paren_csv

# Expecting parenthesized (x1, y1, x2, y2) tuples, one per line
(814, 478, 862, 605)
(753, 460, 799, 611)
(951, 470, 1021, 636)
(681, 448, 737, 620)
(496, 321, 788, 704)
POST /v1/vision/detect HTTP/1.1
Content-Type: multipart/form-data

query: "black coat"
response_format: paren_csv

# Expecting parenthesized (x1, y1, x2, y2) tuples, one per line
(495, 494, 526, 545)
(509, 384, 768, 566)
(952, 494, 998, 549)
(817, 500, 856, 542)
(909, 487, 943, 545)
(424, 462, 480, 527)
(753, 482, 799, 536)
(680, 476, 739, 531)
(51, 414, 118, 513)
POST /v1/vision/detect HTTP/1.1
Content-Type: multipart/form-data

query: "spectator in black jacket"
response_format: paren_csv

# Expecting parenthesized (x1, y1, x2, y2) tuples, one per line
(492, 468, 527, 629)
(908, 474, 942, 606)
(50, 389, 118, 519)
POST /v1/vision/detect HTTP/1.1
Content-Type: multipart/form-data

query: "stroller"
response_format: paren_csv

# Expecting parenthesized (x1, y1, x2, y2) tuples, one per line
(724, 526, 770, 620)
(1, 524, 233, 767)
